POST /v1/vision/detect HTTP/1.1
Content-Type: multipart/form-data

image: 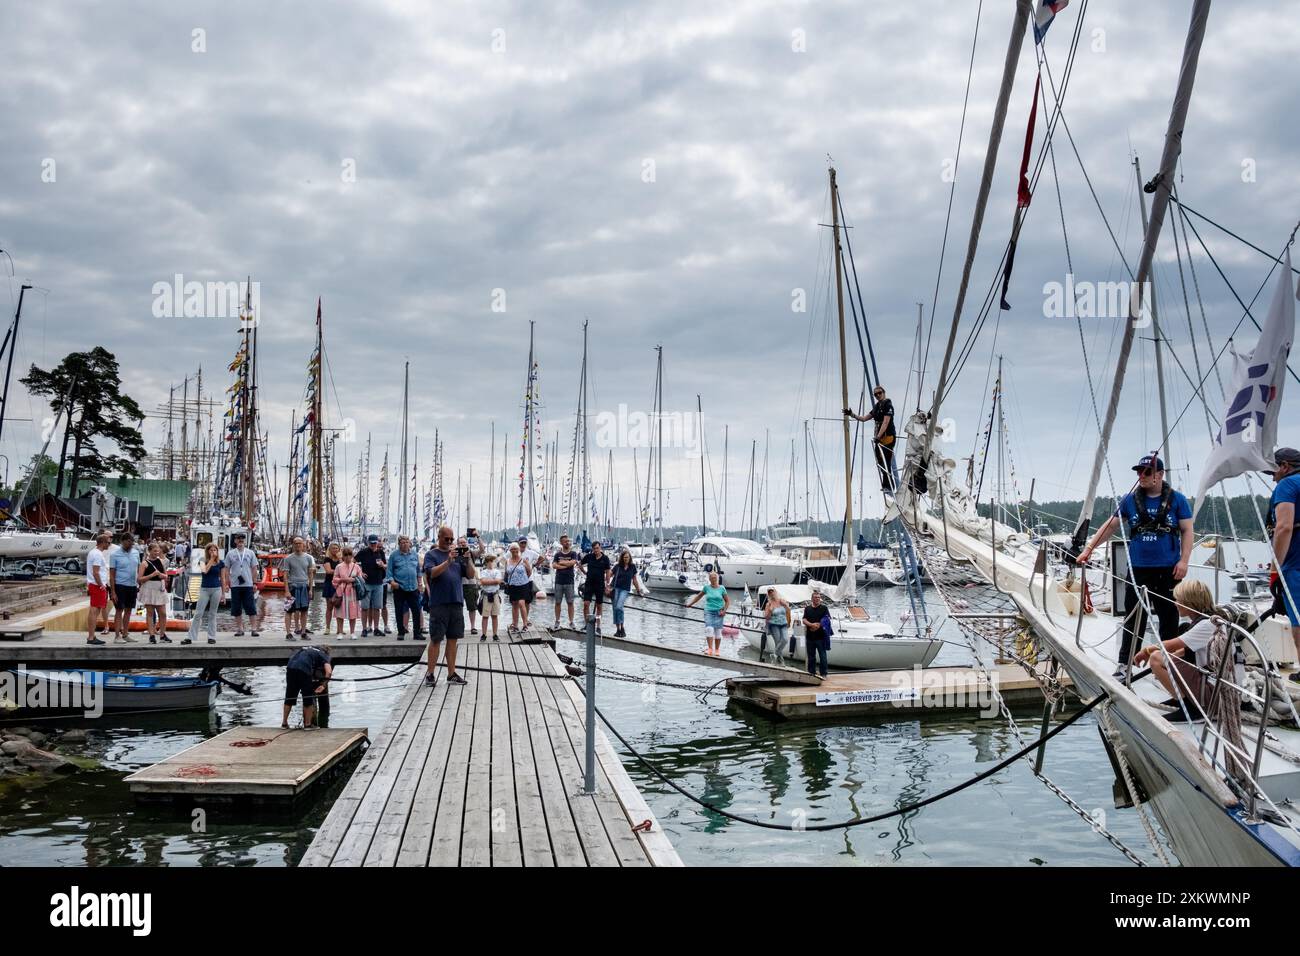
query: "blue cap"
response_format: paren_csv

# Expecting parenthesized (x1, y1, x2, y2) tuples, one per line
(1133, 455, 1164, 472)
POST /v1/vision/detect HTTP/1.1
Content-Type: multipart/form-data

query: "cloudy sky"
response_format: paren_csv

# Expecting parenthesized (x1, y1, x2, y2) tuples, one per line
(2, 0, 1297, 534)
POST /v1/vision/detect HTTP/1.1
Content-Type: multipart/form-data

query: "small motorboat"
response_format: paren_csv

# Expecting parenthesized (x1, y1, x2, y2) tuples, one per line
(256, 551, 289, 592)
(8, 669, 219, 712)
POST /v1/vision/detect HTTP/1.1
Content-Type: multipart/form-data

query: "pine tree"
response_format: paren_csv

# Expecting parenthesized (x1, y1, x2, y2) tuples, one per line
(20, 347, 146, 497)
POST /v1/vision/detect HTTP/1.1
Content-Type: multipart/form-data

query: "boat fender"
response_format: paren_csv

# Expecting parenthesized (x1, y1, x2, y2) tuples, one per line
(677, 574, 687, 585)
(703, 563, 714, 573)
(721, 625, 740, 637)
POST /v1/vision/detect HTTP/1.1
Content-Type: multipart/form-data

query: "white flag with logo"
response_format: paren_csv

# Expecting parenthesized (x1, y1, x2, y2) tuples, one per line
(1193, 248, 1297, 517)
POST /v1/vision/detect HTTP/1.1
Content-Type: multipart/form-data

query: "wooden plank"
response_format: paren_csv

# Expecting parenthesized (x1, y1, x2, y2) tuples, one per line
(513, 642, 618, 867)
(518, 642, 647, 866)
(549, 627, 821, 684)
(394, 645, 471, 866)
(363, 664, 453, 866)
(427, 642, 481, 865)
(0, 630, 426, 668)
(126, 726, 367, 798)
(486, 641, 524, 867)
(505, 642, 587, 866)
(590, 724, 683, 867)
(329, 676, 437, 866)
(300, 650, 428, 866)
(460, 642, 495, 866)
(503, 640, 554, 866)
(725, 662, 1067, 719)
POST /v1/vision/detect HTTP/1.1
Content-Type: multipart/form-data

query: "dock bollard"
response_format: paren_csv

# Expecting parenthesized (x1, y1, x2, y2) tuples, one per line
(584, 612, 596, 794)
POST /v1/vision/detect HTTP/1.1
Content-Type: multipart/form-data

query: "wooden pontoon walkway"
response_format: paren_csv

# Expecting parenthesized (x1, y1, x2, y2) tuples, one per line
(300, 640, 681, 867)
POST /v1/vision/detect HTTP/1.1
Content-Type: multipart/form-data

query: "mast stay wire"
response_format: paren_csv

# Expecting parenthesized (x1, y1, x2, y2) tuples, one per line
(917, 0, 987, 415)
(938, 0, 1090, 404)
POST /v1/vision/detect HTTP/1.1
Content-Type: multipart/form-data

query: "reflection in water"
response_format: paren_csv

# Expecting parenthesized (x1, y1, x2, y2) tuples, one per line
(0, 587, 1158, 866)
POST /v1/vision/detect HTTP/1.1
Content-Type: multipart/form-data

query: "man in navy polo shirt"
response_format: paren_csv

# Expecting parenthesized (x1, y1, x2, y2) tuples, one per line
(1265, 446, 1300, 682)
(1077, 454, 1193, 676)
(423, 525, 476, 688)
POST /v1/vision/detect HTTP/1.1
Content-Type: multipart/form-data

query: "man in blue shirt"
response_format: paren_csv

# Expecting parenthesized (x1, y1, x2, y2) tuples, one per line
(423, 525, 476, 688)
(1077, 455, 1193, 676)
(1266, 446, 1300, 682)
(108, 533, 142, 643)
(385, 535, 424, 641)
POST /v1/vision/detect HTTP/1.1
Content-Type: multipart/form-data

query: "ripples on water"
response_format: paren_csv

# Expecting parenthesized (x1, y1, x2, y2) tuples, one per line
(0, 587, 1160, 866)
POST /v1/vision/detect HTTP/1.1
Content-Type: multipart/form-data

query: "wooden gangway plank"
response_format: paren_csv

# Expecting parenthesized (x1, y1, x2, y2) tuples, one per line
(301, 640, 681, 867)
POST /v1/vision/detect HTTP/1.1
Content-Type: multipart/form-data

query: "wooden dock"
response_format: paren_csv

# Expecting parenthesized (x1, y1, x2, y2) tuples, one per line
(0, 631, 430, 669)
(548, 626, 822, 684)
(727, 662, 1070, 719)
(301, 640, 681, 867)
(125, 725, 369, 802)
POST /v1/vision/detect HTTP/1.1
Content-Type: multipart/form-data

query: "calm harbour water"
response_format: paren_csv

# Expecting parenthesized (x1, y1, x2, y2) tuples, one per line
(0, 586, 1162, 867)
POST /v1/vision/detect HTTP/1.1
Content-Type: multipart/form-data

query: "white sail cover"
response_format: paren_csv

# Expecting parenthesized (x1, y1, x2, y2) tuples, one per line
(1193, 249, 1297, 517)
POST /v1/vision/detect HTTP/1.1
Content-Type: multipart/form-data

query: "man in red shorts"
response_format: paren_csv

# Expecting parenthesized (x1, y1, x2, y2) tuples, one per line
(85, 533, 111, 646)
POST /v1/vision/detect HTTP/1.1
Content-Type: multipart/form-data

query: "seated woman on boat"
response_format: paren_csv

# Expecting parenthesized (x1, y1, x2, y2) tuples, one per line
(1132, 579, 1220, 712)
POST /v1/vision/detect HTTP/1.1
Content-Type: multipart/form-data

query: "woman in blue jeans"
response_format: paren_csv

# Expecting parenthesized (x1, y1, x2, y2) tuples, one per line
(610, 549, 645, 638)
(762, 587, 792, 662)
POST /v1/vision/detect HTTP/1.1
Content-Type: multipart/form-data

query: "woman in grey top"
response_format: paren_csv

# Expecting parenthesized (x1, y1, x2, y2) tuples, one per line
(762, 587, 792, 662)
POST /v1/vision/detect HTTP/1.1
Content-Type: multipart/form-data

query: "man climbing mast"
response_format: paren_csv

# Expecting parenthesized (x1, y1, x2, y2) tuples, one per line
(846, 384, 896, 494)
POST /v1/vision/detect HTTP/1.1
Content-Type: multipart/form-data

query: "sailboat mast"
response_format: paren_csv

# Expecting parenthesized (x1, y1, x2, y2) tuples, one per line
(924, 0, 1033, 446)
(654, 345, 663, 544)
(526, 321, 537, 529)
(722, 424, 728, 533)
(830, 168, 854, 557)
(697, 394, 707, 535)
(1134, 154, 1172, 463)
(311, 299, 324, 538)
(399, 360, 409, 536)
(1075, 0, 1213, 544)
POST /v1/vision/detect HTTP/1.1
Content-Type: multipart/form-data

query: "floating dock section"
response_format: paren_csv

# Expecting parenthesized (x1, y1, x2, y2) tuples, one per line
(727, 662, 1069, 719)
(125, 725, 369, 802)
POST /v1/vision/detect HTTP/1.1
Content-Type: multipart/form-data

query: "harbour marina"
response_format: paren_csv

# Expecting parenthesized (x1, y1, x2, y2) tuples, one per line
(2, 0, 1300, 910)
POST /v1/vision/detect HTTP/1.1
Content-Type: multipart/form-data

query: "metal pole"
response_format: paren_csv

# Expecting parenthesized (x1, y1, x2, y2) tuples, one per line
(0, 284, 32, 449)
(584, 612, 597, 794)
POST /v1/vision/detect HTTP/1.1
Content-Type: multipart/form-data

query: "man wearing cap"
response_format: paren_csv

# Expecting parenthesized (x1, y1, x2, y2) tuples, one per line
(224, 532, 261, 637)
(357, 535, 388, 637)
(1265, 447, 1300, 681)
(1077, 454, 1193, 676)
(846, 384, 897, 493)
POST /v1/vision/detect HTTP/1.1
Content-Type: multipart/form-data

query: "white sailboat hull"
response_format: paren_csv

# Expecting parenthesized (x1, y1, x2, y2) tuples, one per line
(909, 507, 1300, 866)
(0, 532, 93, 560)
(741, 621, 942, 671)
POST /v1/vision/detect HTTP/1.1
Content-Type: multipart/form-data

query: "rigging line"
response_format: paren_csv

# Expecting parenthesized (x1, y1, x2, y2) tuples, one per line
(1178, 201, 1225, 401)
(1140, 231, 1295, 463)
(1170, 196, 1300, 277)
(919, 0, 986, 413)
(940, 2, 1090, 404)
(1170, 187, 1216, 438)
(835, 191, 880, 390)
(1047, 111, 1103, 438)
(593, 689, 1125, 837)
(1179, 208, 1300, 386)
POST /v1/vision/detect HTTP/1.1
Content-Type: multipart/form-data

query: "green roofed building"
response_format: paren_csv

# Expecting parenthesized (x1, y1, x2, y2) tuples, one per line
(74, 478, 195, 534)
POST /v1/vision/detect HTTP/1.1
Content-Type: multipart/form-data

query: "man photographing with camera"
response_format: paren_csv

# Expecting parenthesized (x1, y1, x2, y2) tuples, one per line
(423, 525, 477, 688)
